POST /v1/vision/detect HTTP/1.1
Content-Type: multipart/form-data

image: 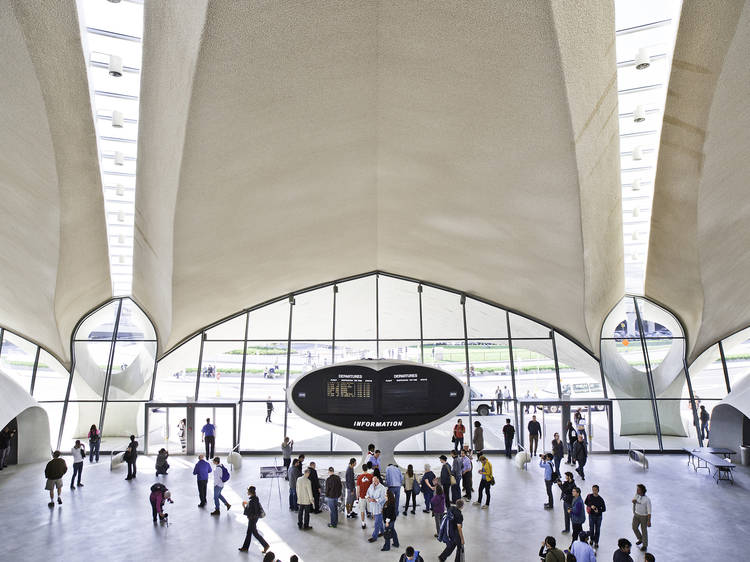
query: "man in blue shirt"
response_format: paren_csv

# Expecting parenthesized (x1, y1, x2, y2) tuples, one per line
(202, 418, 216, 459)
(385, 463, 403, 514)
(192, 454, 212, 508)
(539, 453, 555, 509)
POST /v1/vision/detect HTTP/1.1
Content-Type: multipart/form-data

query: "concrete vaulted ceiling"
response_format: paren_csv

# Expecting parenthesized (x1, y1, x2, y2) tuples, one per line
(133, 0, 624, 357)
(0, 1, 111, 367)
(645, 0, 750, 363)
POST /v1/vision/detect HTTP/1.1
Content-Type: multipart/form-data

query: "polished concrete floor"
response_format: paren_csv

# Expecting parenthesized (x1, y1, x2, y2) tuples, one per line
(1, 450, 748, 561)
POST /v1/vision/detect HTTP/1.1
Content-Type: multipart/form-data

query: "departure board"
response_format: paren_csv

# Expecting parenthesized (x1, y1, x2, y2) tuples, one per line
(382, 379, 429, 414)
(326, 376, 374, 414)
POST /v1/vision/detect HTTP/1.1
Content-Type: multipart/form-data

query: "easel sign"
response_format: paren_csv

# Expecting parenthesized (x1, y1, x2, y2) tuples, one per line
(260, 466, 287, 478)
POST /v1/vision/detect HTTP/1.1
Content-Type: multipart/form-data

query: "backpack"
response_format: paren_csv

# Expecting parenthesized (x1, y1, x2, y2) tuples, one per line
(437, 509, 455, 544)
(220, 465, 230, 482)
(412, 476, 420, 495)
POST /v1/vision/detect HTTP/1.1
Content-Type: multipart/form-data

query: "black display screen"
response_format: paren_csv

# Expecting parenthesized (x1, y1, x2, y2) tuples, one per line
(381, 377, 429, 414)
(325, 376, 374, 414)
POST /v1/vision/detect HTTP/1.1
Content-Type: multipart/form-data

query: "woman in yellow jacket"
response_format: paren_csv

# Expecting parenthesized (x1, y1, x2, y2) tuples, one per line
(474, 455, 493, 509)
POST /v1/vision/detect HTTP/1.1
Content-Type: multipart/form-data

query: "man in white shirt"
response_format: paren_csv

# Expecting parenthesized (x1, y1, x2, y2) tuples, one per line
(631, 483, 652, 552)
(365, 476, 386, 542)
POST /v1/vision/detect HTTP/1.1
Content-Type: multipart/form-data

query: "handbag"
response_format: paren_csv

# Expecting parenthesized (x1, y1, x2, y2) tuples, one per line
(489, 477, 495, 486)
(383, 527, 393, 540)
(259, 507, 266, 519)
(450, 474, 457, 486)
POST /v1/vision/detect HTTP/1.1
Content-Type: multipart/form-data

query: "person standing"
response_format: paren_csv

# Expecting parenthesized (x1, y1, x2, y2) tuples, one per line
(528, 415, 541, 456)
(371, 450, 382, 479)
(631, 483, 652, 552)
(539, 453, 554, 509)
(430, 484, 446, 537)
(472, 421, 484, 455)
(551, 432, 564, 475)
(566, 422, 577, 464)
(287, 458, 301, 511)
(210, 456, 231, 515)
(495, 386, 503, 414)
(239, 486, 270, 553)
(281, 437, 294, 475)
(345, 457, 357, 519)
(572, 434, 588, 480)
(421, 463, 436, 513)
(296, 469, 314, 530)
(325, 466, 342, 528)
(568, 487, 585, 545)
(155, 448, 169, 476)
(502, 419, 515, 458)
(584, 484, 605, 549)
(308, 461, 321, 513)
(70, 440, 85, 489)
(557, 471, 577, 534)
(438, 455, 452, 508)
(474, 454, 492, 509)
(178, 418, 187, 453)
(460, 449, 473, 500)
(570, 531, 596, 562)
(452, 419, 465, 452)
(699, 405, 710, 440)
(265, 397, 274, 423)
(366, 475, 386, 543)
(124, 435, 138, 480)
(192, 454, 212, 508)
(403, 464, 417, 515)
(437, 499, 465, 562)
(381, 489, 401, 551)
(613, 538, 634, 562)
(201, 418, 216, 459)
(385, 462, 403, 513)
(87, 424, 100, 463)
(450, 451, 462, 503)
(44, 451, 67, 507)
(357, 462, 374, 528)
(503, 387, 511, 413)
(0, 425, 14, 469)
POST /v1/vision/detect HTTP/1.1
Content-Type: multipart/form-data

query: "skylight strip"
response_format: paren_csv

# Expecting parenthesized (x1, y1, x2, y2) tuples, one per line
(78, 0, 144, 296)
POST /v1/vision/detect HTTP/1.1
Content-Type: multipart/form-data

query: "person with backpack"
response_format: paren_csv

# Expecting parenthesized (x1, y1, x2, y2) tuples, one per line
(70, 439, 85, 489)
(155, 448, 169, 476)
(149, 482, 172, 522)
(399, 546, 424, 562)
(539, 453, 555, 509)
(431, 484, 446, 537)
(538, 536, 565, 562)
(239, 485, 270, 553)
(502, 419, 515, 458)
(193, 454, 212, 508)
(437, 498, 465, 562)
(124, 435, 138, 480)
(87, 424, 100, 463)
(210, 456, 232, 515)
(420, 463, 436, 513)
(44, 450, 67, 507)
(403, 464, 417, 515)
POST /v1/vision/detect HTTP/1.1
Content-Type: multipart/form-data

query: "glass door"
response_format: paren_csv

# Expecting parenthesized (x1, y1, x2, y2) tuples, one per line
(568, 403, 611, 452)
(146, 406, 187, 455)
(195, 405, 236, 456)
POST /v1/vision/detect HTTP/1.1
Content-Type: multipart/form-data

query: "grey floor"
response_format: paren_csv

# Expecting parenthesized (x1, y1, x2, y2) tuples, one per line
(1, 450, 748, 561)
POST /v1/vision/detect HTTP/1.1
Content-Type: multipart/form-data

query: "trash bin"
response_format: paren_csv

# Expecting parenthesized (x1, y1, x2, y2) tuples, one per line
(741, 446, 750, 466)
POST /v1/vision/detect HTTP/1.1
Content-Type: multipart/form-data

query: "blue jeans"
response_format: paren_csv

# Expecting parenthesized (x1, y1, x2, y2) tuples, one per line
(214, 485, 229, 511)
(372, 513, 384, 539)
(588, 513, 602, 544)
(423, 489, 434, 512)
(326, 497, 338, 526)
(701, 421, 709, 440)
(383, 517, 399, 550)
(289, 488, 298, 510)
(71, 461, 83, 486)
(89, 441, 100, 462)
(388, 486, 401, 514)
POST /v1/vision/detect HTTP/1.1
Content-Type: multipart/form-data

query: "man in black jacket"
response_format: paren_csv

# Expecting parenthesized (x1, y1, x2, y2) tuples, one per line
(571, 435, 588, 480)
(239, 486, 270, 553)
(124, 435, 138, 480)
(308, 462, 321, 513)
(325, 466, 342, 528)
(44, 451, 67, 507)
(439, 455, 452, 507)
(528, 416, 541, 456)
(557, 472, 576, 534)
(502, 419, 515, 458)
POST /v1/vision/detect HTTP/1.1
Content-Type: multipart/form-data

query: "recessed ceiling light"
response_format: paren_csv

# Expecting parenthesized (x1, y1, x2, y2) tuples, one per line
(108, 54, 123, 77)
(112, 110, 124, 128)
(118, 234, 125, 244)
(634, 105, 646, 123)
(632, 207, 640, 218)
(114, 151, 124, 166)
(116, 183, 124, 196)
(632, 146, 643, 161)
(632, 231, 639, 241)
(117, 210, 125, 222)
(635, 47, 651, 70)
(632, 178, 641, 191)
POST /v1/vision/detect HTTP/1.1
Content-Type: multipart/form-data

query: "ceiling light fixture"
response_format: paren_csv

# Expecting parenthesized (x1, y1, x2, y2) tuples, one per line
(118, 255, 125, 264)
(634, 105, 646, 123)
(632, 252, 639, 261)
(632, 146, 643, 161)
(117, 210, 125, 222)
(632, 231, 639, 242)
(108, 54, 123, 77)
(116, 183, 124, 196)
(632, 178, 641, 191)
(635, 47, 651, 70)
(114, 151, 124, 166)
(117, 234, 125, 244)
(112, 110, 124, 128)
(632, 206, 640, 218)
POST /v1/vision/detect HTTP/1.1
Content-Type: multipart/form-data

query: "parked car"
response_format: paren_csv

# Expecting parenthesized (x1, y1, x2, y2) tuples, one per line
(468, 388, 496, 416)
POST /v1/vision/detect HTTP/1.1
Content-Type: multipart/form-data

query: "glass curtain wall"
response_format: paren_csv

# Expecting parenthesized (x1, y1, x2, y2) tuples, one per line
(154, 272, 602, 454)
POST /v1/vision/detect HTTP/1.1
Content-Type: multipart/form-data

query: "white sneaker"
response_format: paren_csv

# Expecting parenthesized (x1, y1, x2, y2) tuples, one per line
(481, 505, 489, 509)
(472, 501, 480, 505)
(361, 523, 366, 529)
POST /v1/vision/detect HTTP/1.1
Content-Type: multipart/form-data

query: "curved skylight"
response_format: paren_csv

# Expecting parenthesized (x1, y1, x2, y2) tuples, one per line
(78, 0, 144, 296)
(615, 0, 683, 294)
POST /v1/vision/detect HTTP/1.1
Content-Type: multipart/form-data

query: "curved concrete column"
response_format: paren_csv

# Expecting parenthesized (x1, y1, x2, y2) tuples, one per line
(0, 368, 51, 463)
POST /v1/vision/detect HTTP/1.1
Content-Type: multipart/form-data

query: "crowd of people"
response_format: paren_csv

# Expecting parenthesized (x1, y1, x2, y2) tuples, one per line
(36, 415, 659, 561)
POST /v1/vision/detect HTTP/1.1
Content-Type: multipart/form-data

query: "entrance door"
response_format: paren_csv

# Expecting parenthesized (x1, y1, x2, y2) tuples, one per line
(195, 405, 236, 456)
(146, 406, 187, 455)
(568, 403, 611, 452)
